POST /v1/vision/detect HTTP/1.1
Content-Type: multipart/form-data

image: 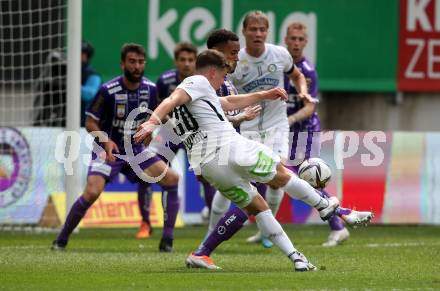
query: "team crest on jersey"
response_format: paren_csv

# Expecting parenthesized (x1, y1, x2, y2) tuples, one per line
(116, 104, 126, 118)
(267, 64, 277, 73)
(239, 60, 249, 73)
(139, 101, 149, 113)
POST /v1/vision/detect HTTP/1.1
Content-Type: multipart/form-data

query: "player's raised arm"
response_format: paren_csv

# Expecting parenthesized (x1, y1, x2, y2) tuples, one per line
(134, 88, 191, 144)
(220, 87, 287, 112)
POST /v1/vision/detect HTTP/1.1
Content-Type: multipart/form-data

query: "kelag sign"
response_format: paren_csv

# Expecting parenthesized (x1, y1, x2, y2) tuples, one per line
(398, 0, 440, 91)
(83, 0, 398, 92)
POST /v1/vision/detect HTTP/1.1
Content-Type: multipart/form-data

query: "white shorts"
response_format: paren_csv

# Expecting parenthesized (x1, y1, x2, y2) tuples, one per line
(241, 125, 289, 160)
(200, 135, 281, 208)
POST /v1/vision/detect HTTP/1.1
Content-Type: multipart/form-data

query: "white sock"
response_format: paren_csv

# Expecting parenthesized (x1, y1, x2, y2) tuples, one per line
(266, 187, 284, 217)
(282, 175, 328, 209)
(255, 209, 297, 256)
(208, 191, 231, 233)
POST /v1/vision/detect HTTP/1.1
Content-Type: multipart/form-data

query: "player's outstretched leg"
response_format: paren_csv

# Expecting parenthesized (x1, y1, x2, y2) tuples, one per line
(51, 175, 105, 251)
(318, 190, 349, 247)
(136, 182, 153, 239)
(316, 189, 373, 228)
(186, 194, 316, 272)
(269, 164, 339, 221)
(336, 207, 374, 228)
(187, 206, 248, 270)
(246, 183, 268, 244)
(208, 190, 231, 234)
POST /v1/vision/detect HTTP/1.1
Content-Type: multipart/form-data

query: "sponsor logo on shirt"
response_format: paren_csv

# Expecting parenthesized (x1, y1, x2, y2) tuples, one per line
(183, 130, 207, 150)
(242, 78, 279, 92)
(116, 104, 126, 118)
(115, 94, 128, 101)
(108, 86, 122, 95)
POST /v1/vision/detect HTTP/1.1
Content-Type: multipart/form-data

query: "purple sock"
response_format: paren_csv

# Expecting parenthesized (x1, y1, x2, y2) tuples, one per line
(319, 190, 345, 231)
(327, 213, 345, 231)
(256, 183, 267, 199)
(137, 183, 152, 225)
(194, 207, 248, 257)
(161, 185, 179, 239)
(335, 207, 352, 216)
(202, 181, 216, 211)
(56, 196, 91, 245)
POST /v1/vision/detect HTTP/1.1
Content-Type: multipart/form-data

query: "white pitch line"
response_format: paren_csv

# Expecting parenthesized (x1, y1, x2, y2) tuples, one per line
(365, 242, 439, 248)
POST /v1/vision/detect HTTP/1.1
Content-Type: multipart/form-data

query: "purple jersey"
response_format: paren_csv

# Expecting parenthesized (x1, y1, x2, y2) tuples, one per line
(155, 69, 185, 153)
(156, 69, 181, 102)
(86, 76, 158, 154)
(284, 57, 320, 132)
(285, 57, 321, 165)
(217, 75, 241, 131)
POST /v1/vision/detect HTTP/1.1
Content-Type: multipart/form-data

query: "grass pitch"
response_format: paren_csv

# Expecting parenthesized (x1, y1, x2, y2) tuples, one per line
(1, 225, 439, 290)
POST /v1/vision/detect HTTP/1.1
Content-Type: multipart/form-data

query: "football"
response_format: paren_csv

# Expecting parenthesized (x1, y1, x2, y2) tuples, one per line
(298, 158, 332, 189)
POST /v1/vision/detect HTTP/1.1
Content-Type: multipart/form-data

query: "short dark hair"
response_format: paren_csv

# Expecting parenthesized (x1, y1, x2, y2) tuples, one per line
(121, 43, 145, 61)
(243, 11, 269, 29)
(196, 50, 227, 70)
(173, 42, 198, 60)
(206, 29, 239, 49)
(82, 41, 94, 58)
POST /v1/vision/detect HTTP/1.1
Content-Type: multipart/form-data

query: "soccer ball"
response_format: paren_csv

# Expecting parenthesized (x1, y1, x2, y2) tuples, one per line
(298, 158, 332, 189)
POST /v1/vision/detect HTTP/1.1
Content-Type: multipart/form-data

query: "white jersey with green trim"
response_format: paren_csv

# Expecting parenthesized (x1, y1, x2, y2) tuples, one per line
(230, 43, 293, 131)
(174, 75, 237, 165)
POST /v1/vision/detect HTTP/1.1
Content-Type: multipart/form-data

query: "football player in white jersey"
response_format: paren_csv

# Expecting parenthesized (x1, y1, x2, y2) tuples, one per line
(230, 11, 317, 246)
(135, 50, 339, 271)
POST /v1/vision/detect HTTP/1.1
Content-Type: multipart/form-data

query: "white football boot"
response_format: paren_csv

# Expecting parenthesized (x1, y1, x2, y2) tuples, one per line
(290, 251, 317, 272)
(185, 253, 222, 270)
(246, 230, 262, 243)
(318, 197, 340, 221)
(322, 227, 350, 247)
(341, 210, 374, 228)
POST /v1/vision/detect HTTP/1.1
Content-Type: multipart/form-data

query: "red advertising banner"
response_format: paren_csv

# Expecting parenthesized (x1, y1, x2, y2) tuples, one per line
(398, 0, 440, 91)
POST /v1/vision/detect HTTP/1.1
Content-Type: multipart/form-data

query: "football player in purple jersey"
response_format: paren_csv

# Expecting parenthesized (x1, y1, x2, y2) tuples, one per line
(52, 43, 179, 252)
(136, 42, 198, 239)
(284, 22, 372, 247)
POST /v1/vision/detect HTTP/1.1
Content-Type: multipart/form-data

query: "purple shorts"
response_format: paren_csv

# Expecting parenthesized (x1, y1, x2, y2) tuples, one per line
(88, 151, 162, 183)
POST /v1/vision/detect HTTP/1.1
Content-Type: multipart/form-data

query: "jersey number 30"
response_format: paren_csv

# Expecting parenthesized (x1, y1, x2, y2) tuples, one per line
(172, 105, 199, 136)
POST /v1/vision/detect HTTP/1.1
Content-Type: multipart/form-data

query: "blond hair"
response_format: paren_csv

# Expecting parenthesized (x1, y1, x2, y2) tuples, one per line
(287, 22, 308, 38)
(243, 11, 269, 28)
